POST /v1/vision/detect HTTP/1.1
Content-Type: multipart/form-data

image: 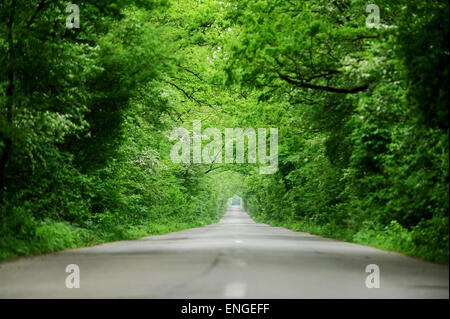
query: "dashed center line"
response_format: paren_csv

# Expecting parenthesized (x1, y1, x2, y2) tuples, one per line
(232, 259, 247, 268)
(223, 282, 247, 298)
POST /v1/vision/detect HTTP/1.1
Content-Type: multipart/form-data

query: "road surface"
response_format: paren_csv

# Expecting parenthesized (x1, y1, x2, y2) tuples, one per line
(0, 205, 448, 298)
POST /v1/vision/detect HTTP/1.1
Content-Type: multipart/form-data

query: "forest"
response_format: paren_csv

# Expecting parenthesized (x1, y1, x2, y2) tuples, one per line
(0, 0, 448, 263)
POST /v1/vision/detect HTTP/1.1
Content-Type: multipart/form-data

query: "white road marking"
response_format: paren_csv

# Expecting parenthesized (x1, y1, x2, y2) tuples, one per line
(232, 259, 247, 268)
(223, 282, 247, 298)
(234, 240, 243, 244)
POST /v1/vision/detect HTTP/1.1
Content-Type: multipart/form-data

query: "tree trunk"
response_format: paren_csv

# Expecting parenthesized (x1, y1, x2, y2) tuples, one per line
(0, 0, 16, 201)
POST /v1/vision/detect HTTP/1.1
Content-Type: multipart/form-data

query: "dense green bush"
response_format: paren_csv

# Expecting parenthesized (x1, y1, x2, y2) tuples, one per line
(0, 1, 231, 260)
(234, 0, 448, 263)
(0, 0, 447, 264)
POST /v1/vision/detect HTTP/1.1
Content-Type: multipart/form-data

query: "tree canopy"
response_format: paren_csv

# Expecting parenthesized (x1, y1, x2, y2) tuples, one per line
(0, 0, 448, 262)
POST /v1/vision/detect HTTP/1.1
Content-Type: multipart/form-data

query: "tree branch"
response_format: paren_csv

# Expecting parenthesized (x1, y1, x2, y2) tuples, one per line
(342, 34, 380, 42)
(26, 0, 47, 29)
(277, 72, 369, 94)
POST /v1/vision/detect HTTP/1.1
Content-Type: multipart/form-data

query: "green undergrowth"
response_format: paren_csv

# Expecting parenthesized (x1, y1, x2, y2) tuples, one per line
(252, 215, 449, 264)
(0, 211, 224, 260)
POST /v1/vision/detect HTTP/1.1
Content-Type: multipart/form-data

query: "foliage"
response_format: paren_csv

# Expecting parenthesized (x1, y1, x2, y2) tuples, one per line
(0, 0, 448, 263)
(228, 0, 449, 262)
(0, 0, 233, 259)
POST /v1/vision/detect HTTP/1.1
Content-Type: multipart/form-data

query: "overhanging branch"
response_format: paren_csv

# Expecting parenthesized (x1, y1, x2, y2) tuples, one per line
(277, 72, 369, 94)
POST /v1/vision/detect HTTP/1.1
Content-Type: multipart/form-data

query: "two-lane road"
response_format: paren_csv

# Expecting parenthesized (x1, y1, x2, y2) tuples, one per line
(0, 205, 448, 298)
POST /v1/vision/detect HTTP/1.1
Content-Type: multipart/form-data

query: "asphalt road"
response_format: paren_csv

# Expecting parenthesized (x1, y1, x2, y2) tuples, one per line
(0, 205, 448, 298)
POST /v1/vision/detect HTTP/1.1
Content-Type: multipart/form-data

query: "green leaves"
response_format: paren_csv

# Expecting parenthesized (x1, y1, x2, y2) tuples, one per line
(0, 0, 447, 263)
(231, 0, 449, 262)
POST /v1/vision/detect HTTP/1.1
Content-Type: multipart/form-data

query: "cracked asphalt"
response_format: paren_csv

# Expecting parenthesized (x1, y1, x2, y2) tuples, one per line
(0, 205, 448, 298)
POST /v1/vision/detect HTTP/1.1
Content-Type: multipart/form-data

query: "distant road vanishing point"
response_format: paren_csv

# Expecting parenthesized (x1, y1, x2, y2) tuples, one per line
(0, 205, 448, 298)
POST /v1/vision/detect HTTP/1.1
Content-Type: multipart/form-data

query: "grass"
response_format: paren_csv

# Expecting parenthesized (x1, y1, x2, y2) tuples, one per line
(252, 215, 449, 264)
(0, 215, 222, 260)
